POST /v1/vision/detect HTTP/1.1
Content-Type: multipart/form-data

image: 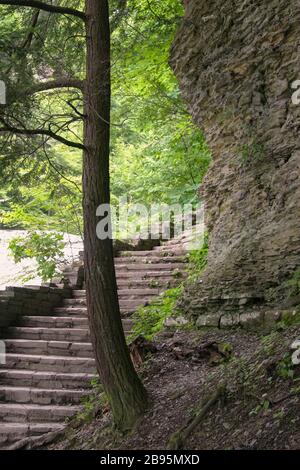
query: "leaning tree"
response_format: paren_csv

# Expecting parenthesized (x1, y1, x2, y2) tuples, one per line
(0, 0, 148, 431)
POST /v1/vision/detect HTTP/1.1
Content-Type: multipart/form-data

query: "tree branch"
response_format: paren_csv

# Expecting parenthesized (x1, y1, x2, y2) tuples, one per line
(0, 0, 86, 20)
(29, 78, 85, 94)
(8, 78, 85, 103)
(0, 118, 85, 150)
(20, 9, 40, 49)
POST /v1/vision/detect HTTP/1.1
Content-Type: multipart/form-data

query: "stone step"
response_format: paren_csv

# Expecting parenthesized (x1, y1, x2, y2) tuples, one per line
(119, 250, 186, 257)
(0, 386, 87, 405)
(19, 316, 89, 328)
(73, 288, 161, 299)
(53, 304, 149, 317)
(0, 369, 96, 390)
(116, 271, 181, 279)
(153, 245, 191, 252)
(0, 422, 65, 449)
(72, 290, 87, 298)
(17, 316, 133, 331)
(4, 339, 94, 357)
(67, 269, 184, 283)
(3, 354, 96, 373)
(116, 263, 185, 271)
(116, 263, 186, 280)
(6, 327, 91, 342)
(116, 278, 176, 288)
(118, 288, 161, 298)
(72, 283, 172, 297)
(63, 298, 154, 308)
(115, 256, 186, 264)
(0, 403, 80, 423)
(6, 317, 133, 340)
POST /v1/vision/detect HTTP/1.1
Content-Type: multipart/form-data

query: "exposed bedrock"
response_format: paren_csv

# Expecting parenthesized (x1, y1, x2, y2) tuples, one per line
(170, 0, 300, 318)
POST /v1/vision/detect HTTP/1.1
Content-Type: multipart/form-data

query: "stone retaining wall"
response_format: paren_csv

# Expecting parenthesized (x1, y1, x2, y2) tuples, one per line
(0, 286, 72, 335)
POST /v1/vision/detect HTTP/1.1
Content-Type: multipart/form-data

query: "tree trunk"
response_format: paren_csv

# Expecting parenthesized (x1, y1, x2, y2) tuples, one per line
(83, 0, 148, 431)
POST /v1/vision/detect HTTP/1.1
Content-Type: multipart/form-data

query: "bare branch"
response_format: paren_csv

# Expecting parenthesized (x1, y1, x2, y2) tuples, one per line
(20, 9, 40, 49)
(0, 118, 85, 150)
(9, 78, 84, 103)
(66, 99, 86, 119)
(0, 0, 86, 21)
(29, 78, 85, 95)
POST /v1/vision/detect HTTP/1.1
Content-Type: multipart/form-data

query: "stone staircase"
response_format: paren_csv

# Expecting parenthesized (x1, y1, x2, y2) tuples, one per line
(0, 246, 187, 449)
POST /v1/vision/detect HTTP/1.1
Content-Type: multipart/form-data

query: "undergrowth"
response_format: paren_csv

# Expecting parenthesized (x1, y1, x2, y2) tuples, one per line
(186, 232, 209, 281)
(129, 286, 183, 341)
(76, 378, 106, 424)
(285, 268, 300, 297)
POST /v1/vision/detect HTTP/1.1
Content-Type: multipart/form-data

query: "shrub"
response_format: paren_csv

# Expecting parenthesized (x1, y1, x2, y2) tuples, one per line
(285, 268, 300, 297)
(187, 232, 209, 280)
(130, 286, 183, 340)
(9, 231, 65, 282)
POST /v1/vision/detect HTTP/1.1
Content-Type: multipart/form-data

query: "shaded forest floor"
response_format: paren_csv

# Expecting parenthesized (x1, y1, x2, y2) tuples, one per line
(48, 322, 300, 451)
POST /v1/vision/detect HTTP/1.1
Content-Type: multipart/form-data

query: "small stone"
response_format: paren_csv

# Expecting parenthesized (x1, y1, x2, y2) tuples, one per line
(164, 316, 189, 327)
(240, 311, 264, 328)
(196, 314, 219, 327)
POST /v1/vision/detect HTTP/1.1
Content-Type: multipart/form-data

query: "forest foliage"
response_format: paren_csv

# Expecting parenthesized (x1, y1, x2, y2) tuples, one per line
(0, 0, 211, 237)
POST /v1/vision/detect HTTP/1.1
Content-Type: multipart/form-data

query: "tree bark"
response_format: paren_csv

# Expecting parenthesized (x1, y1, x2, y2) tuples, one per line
(83, 0, 148, 431)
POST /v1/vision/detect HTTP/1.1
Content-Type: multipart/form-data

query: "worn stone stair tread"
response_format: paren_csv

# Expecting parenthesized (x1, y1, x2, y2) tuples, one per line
(118, 288, 162, 295)
(120, 250, 187, 256)
(0, 422, 64, 432)
(114, 256, 186, 263)
(117, 278, 176, 286)
(4, 339, 94, 357)
(6, 327, 91, 342)
(0, 422, 65, 447)
(116, 269, 181, 276)
(0, 403, 80, 410)
(0, 369, 97, 390)
(53, 306, 147, 314)
(62, 298, 154, 307)
(54, 306, 144, 315)
(0, 369, 96, 380)
(116, 271, 179, 279)
(7, 326, 88, 332)
(6, 325, 132, 342)
(72, 287, 161, 298)
(0, 403, 81, 422)
(72, 281, 173, 297)
(4, 352, 95, 362)
(17, 316, 133, 331)
(3, 353, 96, 373)
(116, 263, 185, 270)
(19, 316, 90, 327)
(0, 385, 87, 405)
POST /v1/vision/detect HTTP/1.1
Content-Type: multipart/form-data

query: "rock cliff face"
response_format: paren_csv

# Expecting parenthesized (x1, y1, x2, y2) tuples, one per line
(170, 0, 300, 318)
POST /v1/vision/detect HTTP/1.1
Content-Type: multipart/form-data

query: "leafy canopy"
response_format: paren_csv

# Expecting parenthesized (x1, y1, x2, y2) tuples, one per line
(0, 0, 211, 235)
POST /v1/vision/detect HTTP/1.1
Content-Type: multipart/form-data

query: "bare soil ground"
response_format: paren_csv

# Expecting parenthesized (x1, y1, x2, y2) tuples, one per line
(48, 324, 300, 451)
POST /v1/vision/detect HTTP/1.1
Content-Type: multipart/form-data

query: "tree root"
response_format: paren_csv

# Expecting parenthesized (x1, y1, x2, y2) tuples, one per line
(6, 429, 65, 450)
(167, 384, 227, 450)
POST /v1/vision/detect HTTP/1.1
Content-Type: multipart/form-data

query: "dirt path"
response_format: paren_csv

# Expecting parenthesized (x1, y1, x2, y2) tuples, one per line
(48, 326, 300, 450)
